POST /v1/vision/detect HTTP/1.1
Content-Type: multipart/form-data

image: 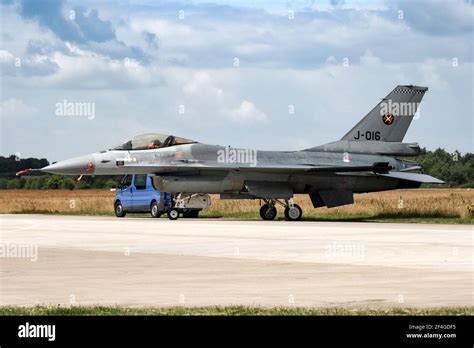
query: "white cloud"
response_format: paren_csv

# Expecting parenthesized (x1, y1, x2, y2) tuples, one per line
(182, 71, 223, 97)
(16, 47, 161, 89)
(226, 100, 268, 123)
(235, 43, 272, 56)
(0, 99, 37, 118)
(360, 49, 382, 66)
(0, 49, 15, 63)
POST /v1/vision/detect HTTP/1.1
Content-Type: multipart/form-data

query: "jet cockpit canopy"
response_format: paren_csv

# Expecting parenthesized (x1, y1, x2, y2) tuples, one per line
(112, 133, 196, 151)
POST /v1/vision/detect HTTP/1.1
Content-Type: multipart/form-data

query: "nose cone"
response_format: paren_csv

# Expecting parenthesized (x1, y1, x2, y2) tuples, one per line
(42, 155, 95, 175)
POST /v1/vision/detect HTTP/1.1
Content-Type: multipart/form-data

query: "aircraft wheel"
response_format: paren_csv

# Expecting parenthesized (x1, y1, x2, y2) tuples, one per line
(150, 201, 161, 218)
(259, 204, 277, 220)
(284, 204, 302, 221)
(167, 209, 179, 220)
(114, 201, 126, 218)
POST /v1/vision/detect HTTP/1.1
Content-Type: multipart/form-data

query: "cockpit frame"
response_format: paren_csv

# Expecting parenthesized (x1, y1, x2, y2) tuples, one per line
(112, 133, 197, 151)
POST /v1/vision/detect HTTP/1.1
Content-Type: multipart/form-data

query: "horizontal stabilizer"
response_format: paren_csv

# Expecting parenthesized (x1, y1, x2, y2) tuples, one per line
(378, 172, 444, 184)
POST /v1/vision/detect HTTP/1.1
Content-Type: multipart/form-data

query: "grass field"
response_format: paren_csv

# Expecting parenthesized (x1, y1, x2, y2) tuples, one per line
(0, 188, 472, 223)
(1, 305, 472, 316)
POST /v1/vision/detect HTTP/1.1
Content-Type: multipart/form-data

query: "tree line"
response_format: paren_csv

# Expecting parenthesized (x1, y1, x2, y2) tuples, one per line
(0, 148, 472, 189)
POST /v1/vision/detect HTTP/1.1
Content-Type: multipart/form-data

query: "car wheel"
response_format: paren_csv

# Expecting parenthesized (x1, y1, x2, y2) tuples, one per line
(114, 201, 126, 217)
(167, 209, 179, 220)
(150, 201, 161, 218)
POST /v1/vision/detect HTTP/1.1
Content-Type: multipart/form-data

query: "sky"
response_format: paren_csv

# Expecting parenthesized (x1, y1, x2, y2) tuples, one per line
(0, 0, 473, 161)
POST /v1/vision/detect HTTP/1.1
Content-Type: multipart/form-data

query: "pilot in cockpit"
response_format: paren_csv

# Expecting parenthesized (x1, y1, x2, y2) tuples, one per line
(147, 139, 162, 149)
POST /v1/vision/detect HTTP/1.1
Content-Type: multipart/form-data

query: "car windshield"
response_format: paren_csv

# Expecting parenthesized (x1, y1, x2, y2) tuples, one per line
(112, 133, 196, 150)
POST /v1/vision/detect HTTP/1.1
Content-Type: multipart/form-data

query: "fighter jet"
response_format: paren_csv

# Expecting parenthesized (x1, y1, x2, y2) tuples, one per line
(23, 85, 443, 220)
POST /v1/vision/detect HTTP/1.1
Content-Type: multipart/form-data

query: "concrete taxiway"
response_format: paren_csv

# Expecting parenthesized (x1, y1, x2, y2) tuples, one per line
(0, 214, 472, 308)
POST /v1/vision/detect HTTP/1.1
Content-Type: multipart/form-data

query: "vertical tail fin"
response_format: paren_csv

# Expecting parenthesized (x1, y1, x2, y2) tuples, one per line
(341, 85, 427, 142)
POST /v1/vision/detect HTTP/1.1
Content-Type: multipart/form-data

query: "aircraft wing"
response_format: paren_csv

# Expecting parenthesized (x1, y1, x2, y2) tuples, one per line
(129, 163, 443, 184)
(123, 161, 393, 174)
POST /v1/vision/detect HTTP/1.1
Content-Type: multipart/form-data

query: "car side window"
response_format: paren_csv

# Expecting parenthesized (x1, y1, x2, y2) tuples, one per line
(121, 174, 132, 188)
(134, 174, 147, 190)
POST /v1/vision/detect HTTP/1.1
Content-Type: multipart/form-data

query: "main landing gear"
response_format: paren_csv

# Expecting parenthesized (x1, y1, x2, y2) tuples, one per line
(259, 199, 302, 221)
(259, 202, 277, 220)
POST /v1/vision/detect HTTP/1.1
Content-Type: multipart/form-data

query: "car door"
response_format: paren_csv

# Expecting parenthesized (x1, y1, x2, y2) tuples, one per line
(119, 174, 133, 210)
(131, 174, 148, 212)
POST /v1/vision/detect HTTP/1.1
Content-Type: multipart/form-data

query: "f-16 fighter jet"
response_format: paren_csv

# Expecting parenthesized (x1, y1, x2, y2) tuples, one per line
(27, 85, 443, 220)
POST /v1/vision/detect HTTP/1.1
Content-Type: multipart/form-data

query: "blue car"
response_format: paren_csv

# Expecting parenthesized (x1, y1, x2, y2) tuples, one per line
(114, 174, 201, 219)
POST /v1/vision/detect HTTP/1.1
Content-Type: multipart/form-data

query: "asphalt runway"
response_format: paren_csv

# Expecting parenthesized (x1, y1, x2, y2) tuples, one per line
(0, 214, 472, 308)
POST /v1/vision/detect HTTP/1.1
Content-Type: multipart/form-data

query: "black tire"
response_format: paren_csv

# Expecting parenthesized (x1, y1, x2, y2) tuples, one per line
(114, 201, 126, 218)
(150, 201, 161, 218)
(167, 209, 179, 220)
(183, 210, 199, 218)
(259, 204, 277, 220)
(284, 204, 302, 221)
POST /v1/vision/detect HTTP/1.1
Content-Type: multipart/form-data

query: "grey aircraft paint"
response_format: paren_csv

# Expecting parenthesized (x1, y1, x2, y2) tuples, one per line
(34, 85, 443, 220)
